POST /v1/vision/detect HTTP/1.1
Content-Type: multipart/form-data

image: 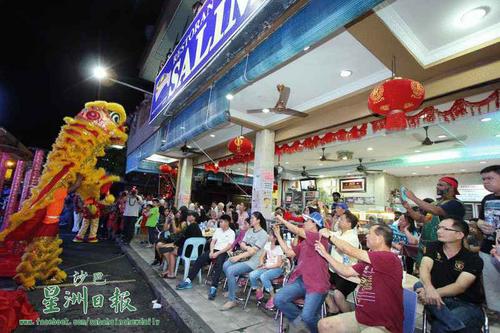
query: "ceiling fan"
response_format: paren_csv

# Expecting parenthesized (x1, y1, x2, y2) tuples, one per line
(180, 141, 202, 155)
(413, 126, 467, 147)
(300, 166, 319, 178)
(353, 158, 383, 174)
(246, 84, 308, 118)
(319, 148, 342, 162)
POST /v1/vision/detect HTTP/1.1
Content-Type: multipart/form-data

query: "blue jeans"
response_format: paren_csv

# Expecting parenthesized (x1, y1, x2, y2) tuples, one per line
(414, 282, 484, 332)
(248, 267, 283, 291)
(223, 260, 252, 301)
(274, 277, 327, 333)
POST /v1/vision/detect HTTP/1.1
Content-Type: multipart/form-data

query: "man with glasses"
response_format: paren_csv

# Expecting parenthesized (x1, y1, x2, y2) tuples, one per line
(415, 217, 484, 332)
(402, 176, 465, 265)
(176, 214, 234, 300)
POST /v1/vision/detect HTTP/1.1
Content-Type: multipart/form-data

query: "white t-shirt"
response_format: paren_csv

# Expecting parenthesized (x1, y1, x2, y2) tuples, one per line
(329, 229, 359, 269)
(213, 228, 235, 251)
(123, 195, 143, 217)
(263, 242, 284, 268)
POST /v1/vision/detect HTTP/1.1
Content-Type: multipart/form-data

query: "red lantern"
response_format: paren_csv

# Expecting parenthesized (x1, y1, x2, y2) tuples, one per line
(227, 136, 253, 156)
(204, 163, 219, 174)
(368, 77, 425, 131)
(159, 164, 173, 174)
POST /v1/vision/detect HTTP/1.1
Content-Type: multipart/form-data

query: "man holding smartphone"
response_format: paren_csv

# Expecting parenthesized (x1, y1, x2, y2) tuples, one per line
(477, 165, 500, 315)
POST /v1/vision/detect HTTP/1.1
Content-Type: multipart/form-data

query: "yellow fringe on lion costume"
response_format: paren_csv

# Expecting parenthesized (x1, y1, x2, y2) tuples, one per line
(0, 101, 127, 289)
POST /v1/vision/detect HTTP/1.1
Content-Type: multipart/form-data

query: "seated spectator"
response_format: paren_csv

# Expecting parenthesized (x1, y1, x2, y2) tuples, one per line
(248, 228, 284, 310)
(316, 224, 403, 333)
(221, 212, 267, 311)
(414, 217, 484, 332)
(466, 219, 482, 253)
(230, 217, 250, 252)
(274, 212, 330, 333)
(176, 214, 235, 300)
(324, 211, 360, 315)
(162, 211, 202, 278)
(206, 209, 218, 229)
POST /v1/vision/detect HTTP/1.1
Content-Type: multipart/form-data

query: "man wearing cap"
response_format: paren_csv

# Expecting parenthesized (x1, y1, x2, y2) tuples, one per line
(402, 176, 465, 265)
(274, 212, 330, 333)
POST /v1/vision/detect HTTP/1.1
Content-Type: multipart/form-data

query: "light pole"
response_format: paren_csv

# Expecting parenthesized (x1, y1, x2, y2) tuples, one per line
(92, 66, 153, 96)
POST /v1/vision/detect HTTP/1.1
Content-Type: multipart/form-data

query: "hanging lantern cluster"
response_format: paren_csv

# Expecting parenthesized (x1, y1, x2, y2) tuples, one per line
(368, 77, 425, 131)
(159, 164, 178, 177)
(227, 135, 253, 156)
(204, 163, 219, 174)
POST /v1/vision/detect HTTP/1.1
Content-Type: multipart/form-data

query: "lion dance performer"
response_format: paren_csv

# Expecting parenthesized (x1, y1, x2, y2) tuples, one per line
(0, 101, 127, 289)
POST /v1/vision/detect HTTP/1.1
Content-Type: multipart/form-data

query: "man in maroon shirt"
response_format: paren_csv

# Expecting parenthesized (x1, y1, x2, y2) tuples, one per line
(316, 224, 403, 333)
(274, 212, 330, 333)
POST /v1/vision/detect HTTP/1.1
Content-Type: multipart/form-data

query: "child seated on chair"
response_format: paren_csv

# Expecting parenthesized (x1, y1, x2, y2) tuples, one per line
(248, 227, 284, 310)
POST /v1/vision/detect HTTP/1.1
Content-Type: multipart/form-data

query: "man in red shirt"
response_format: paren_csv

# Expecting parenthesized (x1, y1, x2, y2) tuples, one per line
(315, 224, 403, 333)
(274, 212, 330, 333)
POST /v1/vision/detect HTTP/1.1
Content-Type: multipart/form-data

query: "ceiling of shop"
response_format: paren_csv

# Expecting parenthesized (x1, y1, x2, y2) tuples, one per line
(205, 94, 500, 178)
(179, 0, 500, 178)
(229, 30, 392, 127)
(375, 0, 500, 66)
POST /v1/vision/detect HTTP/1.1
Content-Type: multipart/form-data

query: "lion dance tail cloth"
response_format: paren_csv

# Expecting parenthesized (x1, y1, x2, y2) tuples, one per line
(0, 101, 127, 289)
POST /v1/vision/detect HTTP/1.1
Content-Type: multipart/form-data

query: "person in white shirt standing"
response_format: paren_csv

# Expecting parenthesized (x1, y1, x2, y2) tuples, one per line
(322, 211, 360, 315)
(176, 214, 235, 300)
(122, 188, 143, 244)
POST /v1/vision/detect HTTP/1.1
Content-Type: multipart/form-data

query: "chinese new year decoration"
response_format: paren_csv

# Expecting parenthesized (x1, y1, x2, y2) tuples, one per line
(228, 135, 253, 156)
(204, 89, 498, 170)
(368, 77, 425, 131)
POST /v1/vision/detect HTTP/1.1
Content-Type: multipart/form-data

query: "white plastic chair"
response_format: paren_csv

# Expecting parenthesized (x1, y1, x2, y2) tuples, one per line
(174, 237, 206, 283)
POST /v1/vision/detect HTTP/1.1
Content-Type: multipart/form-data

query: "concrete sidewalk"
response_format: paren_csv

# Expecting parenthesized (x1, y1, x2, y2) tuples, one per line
(122, 239, 278, 333)
(122, 239, 500, 333)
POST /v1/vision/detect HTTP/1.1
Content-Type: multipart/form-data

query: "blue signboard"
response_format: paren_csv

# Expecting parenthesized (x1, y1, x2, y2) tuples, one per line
(150, 0, 268, 124)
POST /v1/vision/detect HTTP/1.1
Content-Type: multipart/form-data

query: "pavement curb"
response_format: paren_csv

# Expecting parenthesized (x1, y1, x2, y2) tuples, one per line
(120, 243, 215, 333)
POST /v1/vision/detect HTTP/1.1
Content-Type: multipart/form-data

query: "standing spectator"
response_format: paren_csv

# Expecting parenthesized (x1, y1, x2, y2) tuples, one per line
(391, 213, 419, 274)
(403, 176, 465, 265)
(316, 224, 403, 333)
(176, 214, 235, 300)
(414, 217, 484, 332)
(477, 165, 500, 314)
(274, 212, 330, 333)
(122, 188, 143, 245)
(71, 192, 83, 232)
(221, 212, 267, 311)
(145, 199, 160, 248)
(324, 211, 360, 315)
(331, 202, 348, 232)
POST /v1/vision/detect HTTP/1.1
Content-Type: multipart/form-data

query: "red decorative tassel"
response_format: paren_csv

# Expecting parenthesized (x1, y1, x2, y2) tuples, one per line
(385, 109, 407, 131)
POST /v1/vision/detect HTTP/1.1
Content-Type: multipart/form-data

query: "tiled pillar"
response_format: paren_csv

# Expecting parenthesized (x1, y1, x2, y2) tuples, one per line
(175, 158, 193, 208)
(251, 129, 275, 220)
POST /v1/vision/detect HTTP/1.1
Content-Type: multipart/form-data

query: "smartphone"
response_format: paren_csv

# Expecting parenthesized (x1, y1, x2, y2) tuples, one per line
(400, 186, 408, 202)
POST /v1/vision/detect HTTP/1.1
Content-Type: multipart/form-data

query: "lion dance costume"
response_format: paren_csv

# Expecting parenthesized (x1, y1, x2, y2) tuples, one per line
(0, 101, 127, 289)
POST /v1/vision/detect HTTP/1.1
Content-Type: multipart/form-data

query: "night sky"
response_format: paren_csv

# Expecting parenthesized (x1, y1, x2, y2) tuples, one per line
(0, 0, 162, 149)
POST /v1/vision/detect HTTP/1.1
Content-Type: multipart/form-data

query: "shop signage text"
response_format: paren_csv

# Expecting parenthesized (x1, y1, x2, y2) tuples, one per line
(150, 0, 267, 123)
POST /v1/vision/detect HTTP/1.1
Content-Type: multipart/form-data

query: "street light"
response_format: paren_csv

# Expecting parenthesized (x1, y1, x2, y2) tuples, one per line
(91, 65, 153, 96)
